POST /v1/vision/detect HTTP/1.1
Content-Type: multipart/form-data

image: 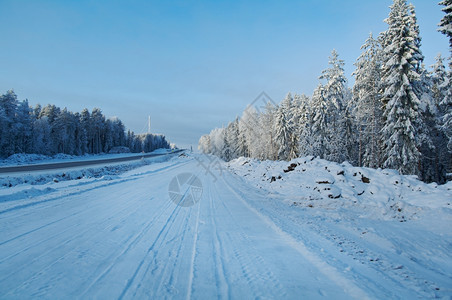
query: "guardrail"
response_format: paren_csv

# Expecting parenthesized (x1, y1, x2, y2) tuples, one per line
(0, 149, 185, 174)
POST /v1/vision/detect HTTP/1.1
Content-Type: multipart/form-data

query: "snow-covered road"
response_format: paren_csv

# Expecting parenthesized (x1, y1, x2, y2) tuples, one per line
(0, 154, 450, 299)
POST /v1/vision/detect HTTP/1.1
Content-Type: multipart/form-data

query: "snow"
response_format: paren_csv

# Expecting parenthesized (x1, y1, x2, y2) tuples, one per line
(0, 149, 176, 188)
(0, 149, 174, 167)
(228, 156, 452, 222)
(0, 153, 451, 298)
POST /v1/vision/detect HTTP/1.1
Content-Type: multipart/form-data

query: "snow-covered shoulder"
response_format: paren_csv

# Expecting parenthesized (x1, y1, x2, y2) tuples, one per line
(227, 156, 452, 223)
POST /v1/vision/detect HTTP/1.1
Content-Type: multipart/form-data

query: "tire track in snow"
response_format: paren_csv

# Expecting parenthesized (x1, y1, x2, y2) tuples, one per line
(80, 198, 175, 297)
(0, 159, 187, 217)
(221, 175, 371, 300)
(0, 159, 189, 250)
(0, 195, 142, 280)
(134, 203, 192, 297)
(213, 182, 285, 299)
(117, 184, 193, 299)
(0, 192, 162, 298)
(185, 200, 201, 300)
(208, 185, 230, 300)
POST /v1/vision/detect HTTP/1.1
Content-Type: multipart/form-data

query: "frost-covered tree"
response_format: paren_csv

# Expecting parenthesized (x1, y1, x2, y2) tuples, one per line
(319, 50, 349, 162)
(441, 69, 452, 158)
(15, 99, 33, 153)
(274, 105, 291, 160)
(0, 90, 19, 157)
(261, 101, 277, 160)
(352, 33, 383, 168)
(439, 0, 452, 52)
(32, 117, 52, 154)
(280, 93, 299, 160)
(309, 84, 328, 158)
(431, 54, 448, 109)
(380, 0, 423, 175)
(297, 95, 313, 157)
(0, 90, 169, 157)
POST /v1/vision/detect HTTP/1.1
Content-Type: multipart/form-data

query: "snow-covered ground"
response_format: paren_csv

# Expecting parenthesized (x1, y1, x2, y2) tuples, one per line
(227, 156, 452, 298)
(0, 149, 176, 187)
(0, 148, 174, 167)
(0, 153, 451, 299)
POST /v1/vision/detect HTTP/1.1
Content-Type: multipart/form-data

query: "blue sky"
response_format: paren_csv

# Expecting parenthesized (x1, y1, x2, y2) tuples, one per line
(0, 0, 449, 149)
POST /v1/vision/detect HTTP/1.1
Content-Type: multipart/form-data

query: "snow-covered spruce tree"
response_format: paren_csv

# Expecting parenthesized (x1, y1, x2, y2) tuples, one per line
(414, 64, 448, 183)
(309, 84, 328, 159)
(222, 126, 232, 161)
(343, 88, 358, 165)
(429, 55, 450, 174)
(318, 50, 349, 163)
(352, 33, 383, 168)
(439, 0, 452, 52)
(280, 92, 299, 160)
(237, 116, 249, 158)
(291, 94, 308, 159)
(198, 134, 211, 154)
(441, 69, 452, 160)
(261, 101, 277, 160)
(15, 99, 33, 154)
(239, 106, 260, 158)
(274, 104, 291, 160)
(431, 54, 448, 110)
(0, 90, 19, 157)
(438, 0, 452, 171)
(297, 95, 313, 157)
(226, 118, 240, 160)
(380, 0, 423, 176)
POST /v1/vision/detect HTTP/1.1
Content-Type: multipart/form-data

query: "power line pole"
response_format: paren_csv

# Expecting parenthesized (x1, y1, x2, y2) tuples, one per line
(148, 115, 151, 134)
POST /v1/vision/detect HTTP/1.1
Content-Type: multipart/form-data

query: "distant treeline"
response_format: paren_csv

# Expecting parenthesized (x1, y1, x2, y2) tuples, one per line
(0, 90, 170, 158)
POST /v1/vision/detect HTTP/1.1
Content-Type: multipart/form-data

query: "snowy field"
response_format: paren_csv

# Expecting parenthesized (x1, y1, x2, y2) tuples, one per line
(0, 152, 451, 299)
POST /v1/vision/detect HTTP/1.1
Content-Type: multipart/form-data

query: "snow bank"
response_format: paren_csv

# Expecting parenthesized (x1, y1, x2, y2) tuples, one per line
(0, 153, 175, 188)
(228, 156, 452, 222)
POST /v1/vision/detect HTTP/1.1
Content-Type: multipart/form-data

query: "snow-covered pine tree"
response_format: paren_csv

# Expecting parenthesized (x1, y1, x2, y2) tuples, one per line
(237, 116, 249, 158)
(240, 105, 261, 158)
(439, 0, 452, 52)
(226, 118, 240, 160)
(222, 125, 232, 161)
(0, 90, 19, 157)
(343, 88, 358, 165)
(441, 69, 452, 164)
(198, 134, 211, 154)
(408, 4, 424, 72)
(438, 0, 452, 172)
(15, 99, 33, 154)
(31, 117, 51, 155)
(319, 50, 348, 163)
(352, 33, 383, 168)
(274, 105, 290, 160)
(280, 92, 299, 160)
(297, 95, 313, 157)
(380, 0, 423, 175)
(309, 84, 328, 159)
(431, 54, 448, 110)
(261, 101, 277, 160)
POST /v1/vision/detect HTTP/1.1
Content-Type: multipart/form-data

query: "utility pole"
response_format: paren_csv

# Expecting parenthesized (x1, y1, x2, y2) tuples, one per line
(148, 116, 151, 134)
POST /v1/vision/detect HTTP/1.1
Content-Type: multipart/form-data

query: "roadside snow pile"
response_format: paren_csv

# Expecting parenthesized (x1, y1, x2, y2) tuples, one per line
(0, 154, 174, 188)
(0, 153, 55, 165)
(0, 162, 143, 188)
(227, 156, 452, 222)
(0, 153, 83, 166)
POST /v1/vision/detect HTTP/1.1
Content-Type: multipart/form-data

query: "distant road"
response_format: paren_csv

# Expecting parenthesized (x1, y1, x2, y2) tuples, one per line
(0, 150, 184, 174)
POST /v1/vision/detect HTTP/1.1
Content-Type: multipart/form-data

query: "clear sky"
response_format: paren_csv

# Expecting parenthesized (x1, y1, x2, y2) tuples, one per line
(0, 0, 449, 149)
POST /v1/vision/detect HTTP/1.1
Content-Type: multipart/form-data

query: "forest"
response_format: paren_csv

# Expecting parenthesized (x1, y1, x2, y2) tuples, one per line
(199, 0, 452, 183)
(0, 90, 170, 158)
